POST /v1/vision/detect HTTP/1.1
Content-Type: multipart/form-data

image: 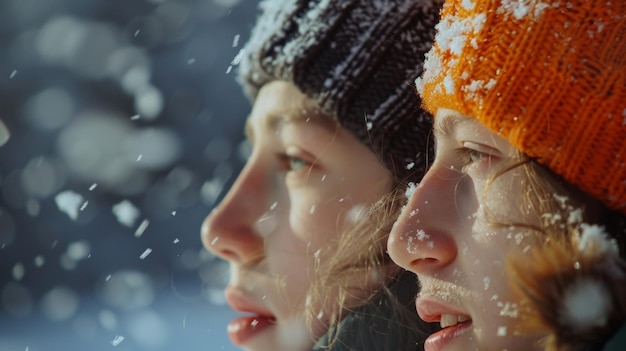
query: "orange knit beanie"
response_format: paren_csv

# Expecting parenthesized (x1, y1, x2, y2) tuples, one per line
(418, 0, 626, 214)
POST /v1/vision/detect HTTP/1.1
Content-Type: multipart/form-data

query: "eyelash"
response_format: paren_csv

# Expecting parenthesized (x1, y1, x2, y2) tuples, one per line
(455, 147, 490, 173)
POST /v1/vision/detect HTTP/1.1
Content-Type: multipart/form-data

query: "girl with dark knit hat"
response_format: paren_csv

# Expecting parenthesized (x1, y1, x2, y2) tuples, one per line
(388, 0, 626, 350)
(201, 0, 442, 350)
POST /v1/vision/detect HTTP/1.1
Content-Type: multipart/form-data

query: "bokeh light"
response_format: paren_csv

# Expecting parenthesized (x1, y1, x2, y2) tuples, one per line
(0, 0, 254, 350)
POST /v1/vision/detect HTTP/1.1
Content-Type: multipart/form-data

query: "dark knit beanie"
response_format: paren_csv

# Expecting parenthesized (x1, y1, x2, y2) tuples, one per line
(236, 0, 442, 182)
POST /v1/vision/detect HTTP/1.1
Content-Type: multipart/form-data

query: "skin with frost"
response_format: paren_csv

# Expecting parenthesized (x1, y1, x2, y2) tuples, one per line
(388, 108, 541, 351)
(202, 81, 393, 351)
(403, 0, 626, 348)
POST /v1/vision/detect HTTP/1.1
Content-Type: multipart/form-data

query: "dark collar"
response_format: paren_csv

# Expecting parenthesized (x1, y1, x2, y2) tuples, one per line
(587, 323, 626, 351)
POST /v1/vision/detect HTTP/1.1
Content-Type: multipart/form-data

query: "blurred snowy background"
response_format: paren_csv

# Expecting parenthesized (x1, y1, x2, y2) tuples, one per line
(0, 0, 256, 350)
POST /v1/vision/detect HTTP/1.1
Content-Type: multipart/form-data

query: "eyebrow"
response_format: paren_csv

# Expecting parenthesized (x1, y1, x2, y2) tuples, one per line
(267, 107, 309, 128)
(433, 113, 468, 138)
(245, 105, 337, 142)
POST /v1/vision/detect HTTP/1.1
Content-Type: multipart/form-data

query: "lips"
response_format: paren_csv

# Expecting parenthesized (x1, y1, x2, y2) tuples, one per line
(227, 315, 277, 345)
(416, 298, 473, 351)
(224, 286, 277, 346)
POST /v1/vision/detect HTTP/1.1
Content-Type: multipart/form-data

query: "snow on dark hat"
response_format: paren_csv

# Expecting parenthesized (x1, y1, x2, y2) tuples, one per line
(237, 0, 442, 182)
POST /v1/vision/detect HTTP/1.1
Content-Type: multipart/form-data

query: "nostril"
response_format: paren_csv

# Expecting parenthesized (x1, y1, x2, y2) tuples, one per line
(204, 235, 236, 261)
(412, 257, 438, 266)
(409, 257, 441, 272)
(217, 249, 239, 262)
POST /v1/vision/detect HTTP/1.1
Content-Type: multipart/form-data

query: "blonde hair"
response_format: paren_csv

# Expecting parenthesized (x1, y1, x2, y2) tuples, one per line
(305, 184, 427, 348)
(483, 155, 626, 351)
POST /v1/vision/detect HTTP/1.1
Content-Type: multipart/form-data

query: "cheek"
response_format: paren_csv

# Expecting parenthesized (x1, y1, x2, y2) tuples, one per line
(466, 227, 533, 341)
(288, 192, 345, 246)
(472, 172, 529, 242)
(483, 168, 529, 222)
(473, 280, 541, 351)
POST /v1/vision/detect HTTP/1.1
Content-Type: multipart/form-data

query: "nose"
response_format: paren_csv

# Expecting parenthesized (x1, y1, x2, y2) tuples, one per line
(201, 159, 265, 264)
(388, 163, 459, 274)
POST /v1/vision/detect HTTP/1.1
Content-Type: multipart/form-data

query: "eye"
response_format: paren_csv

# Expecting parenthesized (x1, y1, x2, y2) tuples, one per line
(468, 149, 486, 163)
(278, 153, 312, 173)
(455, 148, 479, 170)
(287, 155, 307, 171)
(455, 142, 495, 174)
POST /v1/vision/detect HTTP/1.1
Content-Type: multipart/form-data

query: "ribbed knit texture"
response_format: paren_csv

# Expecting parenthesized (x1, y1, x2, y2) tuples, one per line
(238, 0, 442, 182)
(418, 0, 626, 214)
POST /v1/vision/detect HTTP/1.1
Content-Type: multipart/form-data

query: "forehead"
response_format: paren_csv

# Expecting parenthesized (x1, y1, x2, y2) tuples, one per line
(245, 81, 337, 138)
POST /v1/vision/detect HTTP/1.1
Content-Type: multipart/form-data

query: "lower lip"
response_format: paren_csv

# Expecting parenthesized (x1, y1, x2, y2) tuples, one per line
(227, 315, 276, 346)
(424, 320, 472, 351)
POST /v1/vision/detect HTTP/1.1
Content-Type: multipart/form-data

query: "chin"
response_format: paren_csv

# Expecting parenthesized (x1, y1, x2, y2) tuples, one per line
(240, 320, 313, 351)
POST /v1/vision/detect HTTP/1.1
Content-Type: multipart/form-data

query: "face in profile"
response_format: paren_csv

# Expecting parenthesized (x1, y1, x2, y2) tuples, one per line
(202, 81, 393, 350)
(388, 108, 542, 351)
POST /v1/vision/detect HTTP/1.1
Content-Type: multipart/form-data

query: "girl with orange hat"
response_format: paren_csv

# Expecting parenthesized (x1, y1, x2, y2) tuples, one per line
(388, 0, 626, 350)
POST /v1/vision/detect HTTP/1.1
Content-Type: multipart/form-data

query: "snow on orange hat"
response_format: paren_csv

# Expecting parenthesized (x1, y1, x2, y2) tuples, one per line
(417, 0, 626, 214)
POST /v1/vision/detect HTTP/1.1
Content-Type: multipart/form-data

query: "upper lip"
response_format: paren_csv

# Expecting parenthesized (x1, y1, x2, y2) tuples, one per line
(416, 295, 470, 324)
(225, 285, 275, 318)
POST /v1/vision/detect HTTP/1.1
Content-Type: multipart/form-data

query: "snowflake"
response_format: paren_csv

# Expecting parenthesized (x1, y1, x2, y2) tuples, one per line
(416, 229, 430, 241)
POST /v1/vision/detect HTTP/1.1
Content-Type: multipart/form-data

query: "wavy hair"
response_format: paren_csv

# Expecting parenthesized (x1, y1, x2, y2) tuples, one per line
(306, 183, 435, 350)
(482, 154, 626, 351)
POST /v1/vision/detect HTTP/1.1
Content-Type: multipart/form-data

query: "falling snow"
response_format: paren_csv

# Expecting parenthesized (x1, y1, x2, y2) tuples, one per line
(54, 190, 84, 220)
(134, 219, 150, 238)
(111, 335, 125, 346)
(139, 248, 152, 260)
(33, 255, 45, 267)
(112, 200, 141, 228)
(12, 262, 25, 281)
(0, 119, 9, 146)
(79, 200, 88, 212)
(346, 204, 367, 224)
(65, 241, 91, 262)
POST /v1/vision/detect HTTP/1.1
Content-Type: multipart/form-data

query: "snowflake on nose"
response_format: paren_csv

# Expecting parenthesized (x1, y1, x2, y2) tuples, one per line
(416, 229, 430, 241)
